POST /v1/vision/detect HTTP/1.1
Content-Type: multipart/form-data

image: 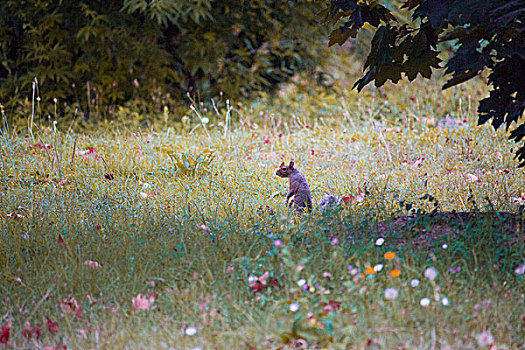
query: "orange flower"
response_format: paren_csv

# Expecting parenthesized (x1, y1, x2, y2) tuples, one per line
(384, 252, 396, 260)
(360, 273, 366, 279)
(390, 269, 401, 277)
(365, 267, 376, 275)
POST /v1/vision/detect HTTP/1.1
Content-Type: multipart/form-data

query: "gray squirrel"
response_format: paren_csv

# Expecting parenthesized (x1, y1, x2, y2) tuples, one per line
(276, 161, 343, 214)
(275, 161, 313, 213)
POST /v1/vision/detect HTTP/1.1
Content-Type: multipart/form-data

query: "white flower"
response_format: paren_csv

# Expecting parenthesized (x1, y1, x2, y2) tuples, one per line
(139, 181, 151, 189)
(185, 326, 197, 336)
(289, 302, 300, 312)
(201, 117, 209, 124)
(476, 331, 494, 347)
(297, 279, 306, 287)
(465, 173, 479, 182)
(442, 243, 448, 249)
(410, 279, 420, 287)
(248, 275, 258, 283)
(374, 264, 384, 272)
(140, 192, 148, 199)
(441, 297, 450, 306)
(514, 263, 525, 275)
(420, 297, 431, 307)
(384, 287, 398, 300)
(424, 267, 438, 280)
(375, 238, 385, 246)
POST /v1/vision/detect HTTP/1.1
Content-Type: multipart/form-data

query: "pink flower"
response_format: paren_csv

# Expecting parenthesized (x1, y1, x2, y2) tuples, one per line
(133, 79, 140, 87)
(56, 178, 68, 187)
(412, 157, 425, 167)
(132, 294, 155, 313)
(84, 260, 102, 269)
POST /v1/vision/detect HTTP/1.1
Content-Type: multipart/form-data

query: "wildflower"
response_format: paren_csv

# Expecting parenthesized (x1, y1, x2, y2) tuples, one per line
(411, 279, 420, 287)
(84, 260, 102, 269)
(441, 297, 450, 306)
(412, 157, 425, 167)
(420, 298, 431, 307)
(365, 267, 376, 275)
(273, 239, 282, 247)
(424, 267, 438, 280)
(139, 181, 151, 189)
(347, 265, 358, 275)
(289, 302, 300, 312)
(375, 238, 385, 246)
(323, 271, 332, 279)
(384, 251, 395, 259)
(515, 263, 525, 275)
(390, 269, 401, 277)
(331, 237, 339, 245)
(132, 294, 155, 313)
(465, 173, 479, 183)
(248, 275, 258, 283)
(476, 331, 494, 347)
(384, 287, 398, 300)
(297, 279, 306, 287)
(442, 243, 448, 249)
(185, 326, 198, 336)
(201, 117, 209, 124)
(374, 264, 384, 272)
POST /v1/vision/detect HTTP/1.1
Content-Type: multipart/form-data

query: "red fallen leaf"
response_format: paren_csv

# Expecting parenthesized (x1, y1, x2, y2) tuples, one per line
(59, 297, 84, 318)
(56, 340, 67, 350)
(322, 300, 341, 314)
(88, 147, 95, 154)
(29, 142, 53, 150)
(0, 323, 10, 344)
(57, 234, 65, 248)
(44, 340, 67, 350)
(269, 279, 280, 288)
(46, 317, 59, 336)
(328, 300, 341, 310)
(249, 281, 265, 293)
(342, 196, 354, 204)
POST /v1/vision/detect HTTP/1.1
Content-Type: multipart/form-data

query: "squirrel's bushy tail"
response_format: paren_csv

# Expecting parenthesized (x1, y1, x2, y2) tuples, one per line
(318, 193, 341, 212)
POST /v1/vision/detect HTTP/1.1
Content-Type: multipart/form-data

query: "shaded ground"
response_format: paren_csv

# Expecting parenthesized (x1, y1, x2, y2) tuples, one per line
(376, 211, 524, 250)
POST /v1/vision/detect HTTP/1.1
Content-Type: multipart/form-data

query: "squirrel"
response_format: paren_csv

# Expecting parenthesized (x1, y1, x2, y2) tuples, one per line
(276, 161, 313, 213)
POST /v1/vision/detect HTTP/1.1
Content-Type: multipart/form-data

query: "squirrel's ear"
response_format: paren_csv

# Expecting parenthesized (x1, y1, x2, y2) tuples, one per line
(289, 161, 294, 168)
(279, 162, 285, 168)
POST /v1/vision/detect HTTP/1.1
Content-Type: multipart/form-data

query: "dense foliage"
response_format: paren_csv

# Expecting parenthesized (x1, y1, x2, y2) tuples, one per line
(0, 0, 327, 119)
(323, 0, 525, 165)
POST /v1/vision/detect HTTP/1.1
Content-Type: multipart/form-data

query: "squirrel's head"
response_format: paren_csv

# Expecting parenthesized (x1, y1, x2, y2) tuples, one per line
(276, 161, 294, 178)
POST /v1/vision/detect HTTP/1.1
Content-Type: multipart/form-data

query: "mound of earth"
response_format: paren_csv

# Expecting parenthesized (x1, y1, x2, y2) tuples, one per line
(375, 211, 523, 250)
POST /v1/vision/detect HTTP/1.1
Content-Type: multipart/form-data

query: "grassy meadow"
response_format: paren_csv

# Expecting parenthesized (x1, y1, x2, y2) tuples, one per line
(1, 73, 524, 349)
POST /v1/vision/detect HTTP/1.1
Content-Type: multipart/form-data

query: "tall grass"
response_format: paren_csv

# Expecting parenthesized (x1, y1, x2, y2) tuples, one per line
(0, 75, 524, 349)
